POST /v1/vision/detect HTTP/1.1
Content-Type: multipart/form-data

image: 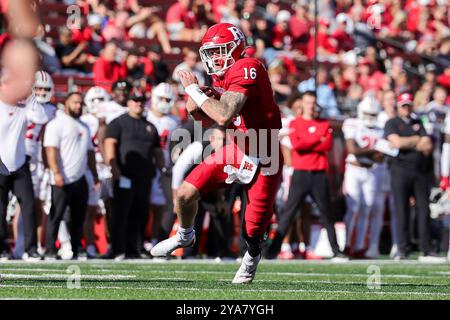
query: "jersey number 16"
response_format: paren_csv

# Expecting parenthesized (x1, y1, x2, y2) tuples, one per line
(243, 67, 257, 80)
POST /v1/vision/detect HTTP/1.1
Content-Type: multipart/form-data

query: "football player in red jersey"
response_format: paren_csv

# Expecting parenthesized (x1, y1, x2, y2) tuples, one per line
(151, 23, 283, 284)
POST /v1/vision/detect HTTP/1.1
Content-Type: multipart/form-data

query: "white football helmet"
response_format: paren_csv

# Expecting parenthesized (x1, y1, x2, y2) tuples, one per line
(84, 86, 111, 114)
(33, 71, 54, 104)
(357, 95, 381, 128)
(151, 82, 176, 114)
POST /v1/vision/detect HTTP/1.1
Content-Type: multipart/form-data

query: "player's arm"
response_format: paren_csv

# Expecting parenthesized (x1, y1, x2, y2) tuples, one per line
(104, 138, 121, 180)
(45, 147, 64, 187)
(386, 134, 421, 150)
(178, 70, 247, 127)
(345, 139, 377, 157)
(200, 91, 247, 127)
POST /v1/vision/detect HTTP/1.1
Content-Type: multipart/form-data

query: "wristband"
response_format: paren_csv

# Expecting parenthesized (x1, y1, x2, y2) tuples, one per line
(185, 83, 209, 107)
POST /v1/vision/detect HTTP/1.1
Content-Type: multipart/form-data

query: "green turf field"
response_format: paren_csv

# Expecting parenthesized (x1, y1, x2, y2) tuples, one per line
(1, 259, 450, 300)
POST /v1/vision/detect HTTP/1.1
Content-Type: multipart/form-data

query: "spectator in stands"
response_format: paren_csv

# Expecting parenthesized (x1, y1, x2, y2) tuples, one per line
(55, 26, 95, 75)
(306, 18, 338, 62)
(216, 0, 240, 26)
(290, 1, 310, 52)
(357, 57, 389, 93)
(122, 50, 152, 88)
(341, 83, 363, 117)
(191, 0, 215, 28)
(33, 24, 61, 73)
(331, 13, 354, 53)
(93, 42, 127, 91)
(166, 0, 206, 42)
(172, 47, 206, 92)
(298, 66, 340, 118)
(145, 44, 170, 86)
(413, 82, 433, 114)
(272, 10, 293, 51)
(251, 12, 274, 59)
(264, 0, 281, 26)
(102, 11, 129, 42)
(426, 85, 449, 114)
(268, 62, 292, 106)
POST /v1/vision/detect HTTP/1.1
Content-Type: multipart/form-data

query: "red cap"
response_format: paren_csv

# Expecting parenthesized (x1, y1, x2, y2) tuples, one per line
(397, 92, 413, 106)
(319, 18, 330, 27)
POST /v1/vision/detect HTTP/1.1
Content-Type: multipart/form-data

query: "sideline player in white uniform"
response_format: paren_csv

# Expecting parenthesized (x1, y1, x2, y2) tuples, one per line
(24, 71, 57, 255)
(342, 96, 385, 258)
(80, 86, 112, 258)
(145, 82, 180, 251)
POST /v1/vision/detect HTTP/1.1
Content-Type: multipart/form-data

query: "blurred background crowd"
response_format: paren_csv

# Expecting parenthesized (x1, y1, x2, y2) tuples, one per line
(0, 0, 449, 261)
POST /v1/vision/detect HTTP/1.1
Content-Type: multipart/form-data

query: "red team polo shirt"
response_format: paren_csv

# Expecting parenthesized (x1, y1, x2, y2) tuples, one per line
(289, 117, 333, 171)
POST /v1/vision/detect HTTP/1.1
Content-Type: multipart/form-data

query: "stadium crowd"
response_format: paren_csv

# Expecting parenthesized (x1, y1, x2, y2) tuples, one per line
(0, 0, 449, 262)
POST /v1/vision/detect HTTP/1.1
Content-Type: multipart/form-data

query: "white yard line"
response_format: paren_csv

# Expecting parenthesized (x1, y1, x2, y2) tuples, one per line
(0, 283, 449, 297)
(1, 258, 449, 265)
(0, 274, 136, 280)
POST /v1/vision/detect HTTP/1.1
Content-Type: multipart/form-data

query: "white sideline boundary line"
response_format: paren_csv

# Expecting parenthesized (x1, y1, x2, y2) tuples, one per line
(0, 274, 136, 280)
(1, 269, 449, 279)
(1, 284, 450, 297)
(1, 258, 449, 265)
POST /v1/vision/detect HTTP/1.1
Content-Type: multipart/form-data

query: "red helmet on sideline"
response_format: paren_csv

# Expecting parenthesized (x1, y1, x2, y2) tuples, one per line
(199, 23, 247, 76)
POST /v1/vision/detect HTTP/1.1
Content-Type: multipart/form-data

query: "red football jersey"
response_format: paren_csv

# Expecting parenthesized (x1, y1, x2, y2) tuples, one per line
(212, 57, 282, 157)
(212, 57, 281, 130)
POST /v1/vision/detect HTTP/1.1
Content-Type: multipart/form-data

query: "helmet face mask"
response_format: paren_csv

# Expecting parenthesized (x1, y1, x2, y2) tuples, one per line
(200, 41, 238, 76)
(33, 71, 54, 104)
(357, 96, 381, 128)
(199, 23, 246, 76)
(151, 82, 175, 115)
(84, 86, 111, 114)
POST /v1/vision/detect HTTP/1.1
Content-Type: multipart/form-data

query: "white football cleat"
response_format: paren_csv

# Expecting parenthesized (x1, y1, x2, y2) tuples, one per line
(418, 255, 447, 264)
(389, 244, 398, 259)
(150, 233, 195, 257)
(232, 251, 261, 284)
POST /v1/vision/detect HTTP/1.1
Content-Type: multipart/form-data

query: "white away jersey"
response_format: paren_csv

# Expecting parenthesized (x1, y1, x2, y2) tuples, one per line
(279, 115, 295, 149)
(146, 111, 180, 164)
(80, 113, 104, 163)
(0, 97, 47, 171)
(97, 101, 127, 125)
(342, 118, 384, 165)
(25, 102, 57, 161)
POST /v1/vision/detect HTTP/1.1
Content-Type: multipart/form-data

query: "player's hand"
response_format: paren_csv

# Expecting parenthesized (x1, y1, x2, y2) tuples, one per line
(54, 172, 65, 188)
(201, 86, 221, 100)
(439, 176, 450, 191)
(178, 70, 199, 88)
